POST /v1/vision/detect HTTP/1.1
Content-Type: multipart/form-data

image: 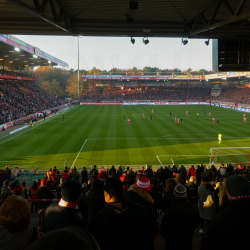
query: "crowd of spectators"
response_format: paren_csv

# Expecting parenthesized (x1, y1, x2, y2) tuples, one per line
(0, 80, 66, 125)
(82, 87, 211, 102)
(0, 163, 249, 250)
(0, 69, 34, 78)
(212, 87, 250, 104)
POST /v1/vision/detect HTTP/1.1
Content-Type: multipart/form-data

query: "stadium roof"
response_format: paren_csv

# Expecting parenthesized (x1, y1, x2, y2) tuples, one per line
(1, 0, 250, 38)
(0, 34, 68, 68)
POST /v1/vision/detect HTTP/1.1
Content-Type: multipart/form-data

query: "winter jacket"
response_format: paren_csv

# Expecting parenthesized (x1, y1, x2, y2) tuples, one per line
(42, 204, 86, 233)
(200, 199, 250, 250)
(37, 187, 54, 209)
(218, 181, 229, 212)
(218, 167, 227, 178)
(125, 185, 158, 237)
(90, 199, 155, 250)
(1, 186, 12, 199)
(109, 168, 116, 178)
(3, 168, 11, 180)
(0, 227, 37, 250)
(198, 182, 218, 220)
(148, 186, 163, 211)
(188, 166, 196, 177)
(85, 188, 105, 228)
(186, 182, 198, 198)
(160, 199, 200, 250)
(98, 170, 107, 180)
(146, 168, 153, 179)
(116, 169, 123, 178)
(90, 169, 98, 179)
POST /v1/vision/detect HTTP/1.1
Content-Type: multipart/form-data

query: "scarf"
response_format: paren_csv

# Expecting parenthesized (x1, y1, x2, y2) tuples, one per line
(58, 198, 82, 218)
(3, 185, 12, 193)
(230, 195, 250, 201)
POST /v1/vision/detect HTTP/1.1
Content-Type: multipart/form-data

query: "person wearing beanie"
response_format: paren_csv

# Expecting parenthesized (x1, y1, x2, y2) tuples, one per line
(37, 179, 54, 209)
(198, 177, 218, 234)
(125, 177, 158, 238)
(90, 178, 155, 250)
(201, 175, 250, 250)
(175, 173, 191, 200)
(160, 184, 200, 250)
(42, 180, 86, 233)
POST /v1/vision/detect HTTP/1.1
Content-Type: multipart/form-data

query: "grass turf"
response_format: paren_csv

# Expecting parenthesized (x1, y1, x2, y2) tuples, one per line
(1, 104, 250, 170)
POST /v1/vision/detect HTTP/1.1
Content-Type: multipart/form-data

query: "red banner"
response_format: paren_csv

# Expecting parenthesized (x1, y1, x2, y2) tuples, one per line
(0, 75, 36, 81)
(80, 102, 123, 105)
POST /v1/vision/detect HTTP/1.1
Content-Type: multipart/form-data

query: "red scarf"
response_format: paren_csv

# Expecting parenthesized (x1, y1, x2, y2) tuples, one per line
(230, 195, 250, 201)
(58, 198, 82, 218)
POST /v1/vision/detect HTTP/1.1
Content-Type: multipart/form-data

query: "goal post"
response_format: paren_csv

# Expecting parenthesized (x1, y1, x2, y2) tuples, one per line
(210, 147, 250, 166)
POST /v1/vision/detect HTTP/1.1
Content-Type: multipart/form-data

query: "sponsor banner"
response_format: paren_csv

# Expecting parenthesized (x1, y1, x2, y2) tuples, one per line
(34, 47, 68, 68)
(221, 105, 232, 109)
(10, 125, 28, 134)
(0, 34, 34, 54)
(6, 122, 13, 128)
(80, 102, 123, 105)
(82, 75, 205, 81)
(236, 108, 250, 113)
(0, 75, 36, 81)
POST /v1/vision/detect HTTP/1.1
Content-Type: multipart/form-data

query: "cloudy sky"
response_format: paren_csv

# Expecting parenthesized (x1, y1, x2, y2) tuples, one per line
(16, 35, 212, 71)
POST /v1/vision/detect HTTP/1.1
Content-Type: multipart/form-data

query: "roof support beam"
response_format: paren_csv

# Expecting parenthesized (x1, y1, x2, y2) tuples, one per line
(7, 0, 72, 33)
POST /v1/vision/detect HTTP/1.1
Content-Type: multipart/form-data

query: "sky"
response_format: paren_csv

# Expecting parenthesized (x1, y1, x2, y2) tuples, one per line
(15, 35, 213, 71)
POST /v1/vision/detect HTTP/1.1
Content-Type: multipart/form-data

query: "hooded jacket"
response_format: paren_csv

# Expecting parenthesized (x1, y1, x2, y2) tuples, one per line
(201, 198, 250, 250)
(90, 199, 155, 250)
(125, 185, 158, 237)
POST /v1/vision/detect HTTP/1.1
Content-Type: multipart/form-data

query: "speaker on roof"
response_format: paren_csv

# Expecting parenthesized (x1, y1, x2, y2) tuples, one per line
(129, 1, 138, 10)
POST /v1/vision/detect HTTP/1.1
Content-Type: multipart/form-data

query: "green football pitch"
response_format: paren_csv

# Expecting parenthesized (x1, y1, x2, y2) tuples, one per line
(1, 104, 250, 170)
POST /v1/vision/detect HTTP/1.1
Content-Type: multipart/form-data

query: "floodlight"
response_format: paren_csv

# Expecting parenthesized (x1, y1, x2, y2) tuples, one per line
(131, 37, 135, 44)
(129, 1, 138, 10)
(14, 47, 20, 51)
(143, 37, 149, 45)
(33, 55, 38, 58)
(181, 38, 188, 45)
(48, 60, 51, 63)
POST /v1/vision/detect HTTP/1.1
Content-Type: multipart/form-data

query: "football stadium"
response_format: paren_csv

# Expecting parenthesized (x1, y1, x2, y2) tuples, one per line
(0, 1, 250, 250)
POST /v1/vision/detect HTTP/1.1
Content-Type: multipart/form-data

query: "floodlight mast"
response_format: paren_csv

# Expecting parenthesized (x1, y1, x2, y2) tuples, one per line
(78, 36, 80, 100)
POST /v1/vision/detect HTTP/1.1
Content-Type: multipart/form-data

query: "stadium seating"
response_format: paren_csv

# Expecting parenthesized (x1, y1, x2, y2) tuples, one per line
(82, 87, 211, 102)
(0, 69, 34, 78)
(0, 80, 66, 125)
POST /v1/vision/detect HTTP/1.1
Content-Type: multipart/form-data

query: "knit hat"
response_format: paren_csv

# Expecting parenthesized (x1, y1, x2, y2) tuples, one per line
(61, 180, 82, 202)
(175, 174, 186, 184)
(173, 184, 187, 198)
(135, 177, 152, 192)
(226, 175, 250, 198)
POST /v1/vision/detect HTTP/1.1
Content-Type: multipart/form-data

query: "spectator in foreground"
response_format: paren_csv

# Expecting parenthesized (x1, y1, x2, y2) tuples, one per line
(0, 196, 37, 249)
(26, 226, 99, 250)
(90, 177, 155, 250)
(90, 165, 98, 179)
(160, 184, 200, 250)
(30, 181, 38, 213)
(200, 175, 250, 250)
(37, 179, 54, 209)
(81, 167, 88, 184)
(42, 180, 86, 233)
(148, 177, 163, 212)
(125, 177, 158, 237)
(1, 180, 12, 199)
(3, 166, 11, 180)
(85, 179, 105, 229)
(56, 178, 64, 200)
(163, 178, 177, 209)
(198, 177, 217, 233)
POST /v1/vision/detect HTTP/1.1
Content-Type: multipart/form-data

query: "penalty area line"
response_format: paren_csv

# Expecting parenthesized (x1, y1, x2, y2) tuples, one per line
(71, 139, 88, 168)
(156, 156, 162, 165)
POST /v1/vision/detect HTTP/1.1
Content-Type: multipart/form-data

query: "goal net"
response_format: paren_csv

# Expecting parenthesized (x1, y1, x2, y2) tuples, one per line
(210, 147, 250, 165)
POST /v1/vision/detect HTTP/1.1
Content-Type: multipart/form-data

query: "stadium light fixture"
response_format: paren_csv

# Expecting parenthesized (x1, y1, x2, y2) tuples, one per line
(181, 38, 188, 45)
(15, 47, 20, 51)
(48, 60, 51, 63)
(131, 37, 135, 44)
(205, 39, 210, 46)
(129, 1, 138, 10)
(33, 55, 38, 58)
(143, 37, 149, 45)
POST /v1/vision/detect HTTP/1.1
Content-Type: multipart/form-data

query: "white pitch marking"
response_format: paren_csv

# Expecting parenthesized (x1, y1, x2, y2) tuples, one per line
(71, 139, 88, 168)
(156, 156, 162, 165)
